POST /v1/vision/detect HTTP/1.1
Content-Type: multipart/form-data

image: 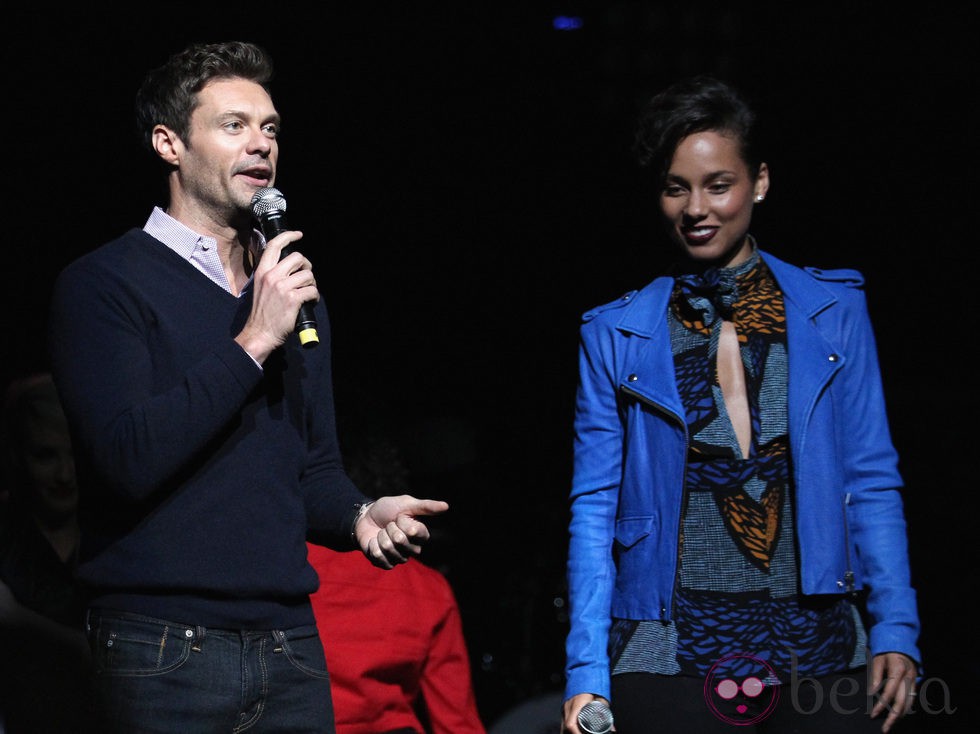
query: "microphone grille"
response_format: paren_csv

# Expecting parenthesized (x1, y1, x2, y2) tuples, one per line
(251, 187, 287, 218)
(577, 701, 614, 734)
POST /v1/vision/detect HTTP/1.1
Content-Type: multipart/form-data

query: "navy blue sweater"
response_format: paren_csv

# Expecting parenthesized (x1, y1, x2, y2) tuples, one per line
(48, 228, 369, 628)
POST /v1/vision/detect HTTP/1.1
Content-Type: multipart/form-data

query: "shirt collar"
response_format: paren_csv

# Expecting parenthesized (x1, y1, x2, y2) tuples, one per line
(143, 206, 264, 260)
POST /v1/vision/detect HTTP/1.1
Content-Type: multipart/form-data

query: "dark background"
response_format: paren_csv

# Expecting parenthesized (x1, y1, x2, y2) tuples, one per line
(5, 3, 976, 731)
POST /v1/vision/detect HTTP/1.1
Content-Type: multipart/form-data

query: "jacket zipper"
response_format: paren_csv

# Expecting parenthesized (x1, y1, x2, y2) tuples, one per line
(841, 492, 855, 596)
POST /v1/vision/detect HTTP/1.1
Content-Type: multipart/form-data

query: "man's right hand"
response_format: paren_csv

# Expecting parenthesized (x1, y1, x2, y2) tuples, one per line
(235, 230, 318, 363)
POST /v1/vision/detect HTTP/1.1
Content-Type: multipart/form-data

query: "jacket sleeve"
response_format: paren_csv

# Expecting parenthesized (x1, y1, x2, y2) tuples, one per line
(564, 313, 623, 702)
(832, 283, 921, 664)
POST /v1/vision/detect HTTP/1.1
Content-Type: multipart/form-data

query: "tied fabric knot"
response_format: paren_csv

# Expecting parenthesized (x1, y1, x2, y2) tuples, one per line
(675, 267, 739, 326)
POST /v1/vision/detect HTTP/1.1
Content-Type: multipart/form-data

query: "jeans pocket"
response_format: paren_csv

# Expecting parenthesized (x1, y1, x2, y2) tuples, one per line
(90, 614, 193, 677)
(276, 626, 329, 679)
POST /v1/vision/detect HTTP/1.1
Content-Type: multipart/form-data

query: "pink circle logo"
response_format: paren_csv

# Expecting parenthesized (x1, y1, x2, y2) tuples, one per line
(703, 653, 780, 725)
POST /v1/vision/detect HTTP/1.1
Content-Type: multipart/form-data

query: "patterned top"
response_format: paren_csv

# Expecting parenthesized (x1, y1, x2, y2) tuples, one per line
(609, 246, 866, 683)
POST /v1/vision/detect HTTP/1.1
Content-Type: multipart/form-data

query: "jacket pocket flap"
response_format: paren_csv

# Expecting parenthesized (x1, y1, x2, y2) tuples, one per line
(615, 515, 654, 549)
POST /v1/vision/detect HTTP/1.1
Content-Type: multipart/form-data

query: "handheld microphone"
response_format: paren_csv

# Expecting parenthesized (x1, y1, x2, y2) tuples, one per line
(250, 187, 319, 348)
(577, 700, 614, 734)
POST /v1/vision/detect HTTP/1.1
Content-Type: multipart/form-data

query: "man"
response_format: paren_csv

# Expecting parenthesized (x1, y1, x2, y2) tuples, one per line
(47, 40, 448, 733)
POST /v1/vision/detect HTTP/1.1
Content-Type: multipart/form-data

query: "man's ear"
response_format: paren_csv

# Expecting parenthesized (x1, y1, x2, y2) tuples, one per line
(151, 125, 182, 165)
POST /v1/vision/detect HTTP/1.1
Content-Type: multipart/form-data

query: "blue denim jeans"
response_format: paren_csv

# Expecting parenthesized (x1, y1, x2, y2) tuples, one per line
(86, 610, 334, 733)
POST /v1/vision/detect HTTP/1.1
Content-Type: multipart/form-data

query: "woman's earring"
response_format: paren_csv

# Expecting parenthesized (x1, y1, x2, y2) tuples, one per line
(755, 195, 765, 203)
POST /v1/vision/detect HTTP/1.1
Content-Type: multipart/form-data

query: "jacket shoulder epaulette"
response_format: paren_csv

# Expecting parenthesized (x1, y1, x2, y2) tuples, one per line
(582, 290, 638, 322)
(803, 266, 865, 288)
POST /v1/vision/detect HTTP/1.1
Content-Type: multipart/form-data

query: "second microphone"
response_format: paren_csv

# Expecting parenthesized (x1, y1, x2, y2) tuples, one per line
(250, 187, 319, 348)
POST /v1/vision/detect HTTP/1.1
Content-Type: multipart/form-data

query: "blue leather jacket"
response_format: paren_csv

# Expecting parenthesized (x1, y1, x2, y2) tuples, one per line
(564, 249, 921, 701)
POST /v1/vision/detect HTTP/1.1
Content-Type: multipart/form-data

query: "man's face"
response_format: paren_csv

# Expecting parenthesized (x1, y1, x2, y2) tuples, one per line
(177, 77, 280, 220)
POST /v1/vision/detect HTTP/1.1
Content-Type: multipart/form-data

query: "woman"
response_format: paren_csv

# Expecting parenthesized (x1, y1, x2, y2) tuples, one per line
(561, 76, 920, 733)
(0, 373, 99, 731)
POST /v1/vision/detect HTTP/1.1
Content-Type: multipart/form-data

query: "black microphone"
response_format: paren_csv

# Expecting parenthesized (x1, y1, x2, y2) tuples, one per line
(577, 700, 614, 734)
(250, 187, 319, 348)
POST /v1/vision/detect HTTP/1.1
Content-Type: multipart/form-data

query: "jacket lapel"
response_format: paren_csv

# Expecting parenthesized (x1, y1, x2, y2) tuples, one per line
(762, 253, 845, 458)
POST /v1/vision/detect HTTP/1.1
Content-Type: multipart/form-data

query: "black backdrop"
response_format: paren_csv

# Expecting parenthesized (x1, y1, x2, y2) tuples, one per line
(5, 4, 977, 731)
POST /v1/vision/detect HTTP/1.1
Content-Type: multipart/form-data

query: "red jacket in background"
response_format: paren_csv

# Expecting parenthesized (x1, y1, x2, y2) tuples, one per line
(307, 544, 486, 734)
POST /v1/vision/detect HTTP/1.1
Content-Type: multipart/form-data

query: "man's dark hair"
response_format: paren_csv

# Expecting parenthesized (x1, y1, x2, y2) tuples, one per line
(633, 75, 763, 186)
(135, 40, 274, 155)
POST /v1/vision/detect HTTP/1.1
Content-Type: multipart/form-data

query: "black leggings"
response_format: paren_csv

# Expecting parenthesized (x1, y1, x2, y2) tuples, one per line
(611, 670, 897, 733)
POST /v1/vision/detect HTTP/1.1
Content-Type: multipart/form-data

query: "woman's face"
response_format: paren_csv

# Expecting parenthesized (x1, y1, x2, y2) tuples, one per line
(659, 130, 769, 268)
